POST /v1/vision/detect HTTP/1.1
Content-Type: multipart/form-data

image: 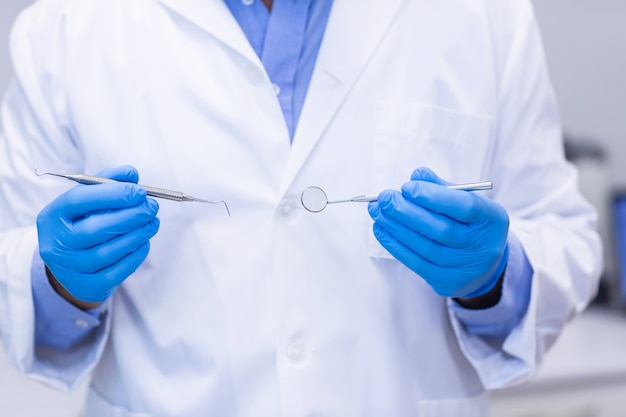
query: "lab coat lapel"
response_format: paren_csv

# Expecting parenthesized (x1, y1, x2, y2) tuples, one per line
(282, 0, 405, 193)
(157, 0, 260, 66)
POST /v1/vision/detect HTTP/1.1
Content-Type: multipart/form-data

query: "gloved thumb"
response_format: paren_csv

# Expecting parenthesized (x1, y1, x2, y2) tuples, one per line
(95, 165, 139, 184)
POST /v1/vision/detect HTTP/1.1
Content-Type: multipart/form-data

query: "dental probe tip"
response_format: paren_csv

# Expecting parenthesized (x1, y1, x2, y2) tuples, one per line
(193, 198, 231, 217)
(34, 169, 61, 178)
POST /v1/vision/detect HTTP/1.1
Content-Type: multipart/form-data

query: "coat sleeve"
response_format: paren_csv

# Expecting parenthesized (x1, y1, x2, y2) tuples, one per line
(0, 1, 110, 391)
(447, 0, 603, 389)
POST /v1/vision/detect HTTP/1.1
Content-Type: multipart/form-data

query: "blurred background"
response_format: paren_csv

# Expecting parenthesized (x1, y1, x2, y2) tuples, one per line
(0, 0, 625, 416)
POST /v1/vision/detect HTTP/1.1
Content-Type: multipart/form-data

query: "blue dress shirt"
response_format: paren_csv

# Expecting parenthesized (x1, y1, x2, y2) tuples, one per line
(225, 0, 333, 140)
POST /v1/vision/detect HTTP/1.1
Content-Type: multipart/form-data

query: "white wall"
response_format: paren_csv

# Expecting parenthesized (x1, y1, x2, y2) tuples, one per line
(0, 0, 624, 415)
(532, 0, 626, 188)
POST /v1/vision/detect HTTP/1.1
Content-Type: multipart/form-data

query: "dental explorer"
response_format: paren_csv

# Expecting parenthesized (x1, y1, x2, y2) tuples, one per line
(36, 171, 230, 216)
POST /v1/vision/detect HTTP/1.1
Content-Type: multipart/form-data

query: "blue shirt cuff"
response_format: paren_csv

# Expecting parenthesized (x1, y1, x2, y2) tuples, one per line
(31, 251, 108, 349)
(448, 232, 533, 338)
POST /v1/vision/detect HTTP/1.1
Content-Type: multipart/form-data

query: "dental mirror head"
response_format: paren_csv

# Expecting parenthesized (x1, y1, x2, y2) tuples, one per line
(301, 186, 329, 213)
(300, 186, 378, 213)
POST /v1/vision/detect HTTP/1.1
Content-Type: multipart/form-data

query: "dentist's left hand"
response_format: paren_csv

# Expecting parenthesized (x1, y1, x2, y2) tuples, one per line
(368, 167, 509, 299)
(37, 166, 160, 305)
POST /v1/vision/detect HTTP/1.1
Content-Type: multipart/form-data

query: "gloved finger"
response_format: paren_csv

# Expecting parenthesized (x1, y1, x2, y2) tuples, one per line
(95, 165, 139, 183)
(96, 242, 152, 291)
(401, 179, 504, 225)
(373, 191, 474, 249)
(369, 202, 470, 267)
(60, 242, 152, 303)
(66, 199, 159, 249)
(66, 218, 160, 273)
(371, 224, 463, 296)
(372, 224, 490, 297)
(409, 167, 451, 186)
(49, 182, 148, 221)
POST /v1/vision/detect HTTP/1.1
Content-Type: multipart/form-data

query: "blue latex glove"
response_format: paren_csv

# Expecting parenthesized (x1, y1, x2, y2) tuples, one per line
(368, 167, 509, 298)
(37, 166, 160, 303)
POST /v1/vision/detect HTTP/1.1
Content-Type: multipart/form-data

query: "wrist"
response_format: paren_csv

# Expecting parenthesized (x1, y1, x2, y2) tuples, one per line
(45, 266, 103, 310)
(454, 271, 504, 310)
(454, 243, 509, 309)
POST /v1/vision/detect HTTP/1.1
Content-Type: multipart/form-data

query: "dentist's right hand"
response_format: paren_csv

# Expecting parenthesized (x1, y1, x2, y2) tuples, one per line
(37, 165, 160, 305)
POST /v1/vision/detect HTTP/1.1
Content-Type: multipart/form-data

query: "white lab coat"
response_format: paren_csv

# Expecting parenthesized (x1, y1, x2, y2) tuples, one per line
(0, 0, 602, 416)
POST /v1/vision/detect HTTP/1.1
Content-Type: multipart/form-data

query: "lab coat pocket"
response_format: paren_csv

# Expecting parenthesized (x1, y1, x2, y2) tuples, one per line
(417, 392, 489, 417)
(87, 388, 151, 417)
(369, 101, 494, 259)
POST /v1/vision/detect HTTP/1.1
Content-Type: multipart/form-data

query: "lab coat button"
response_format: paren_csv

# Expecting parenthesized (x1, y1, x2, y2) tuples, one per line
(278, 199, 297, 219)
(75, 319, 89, 329)
(286, 343, 307, 365)
(272, 83, 281, 96)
